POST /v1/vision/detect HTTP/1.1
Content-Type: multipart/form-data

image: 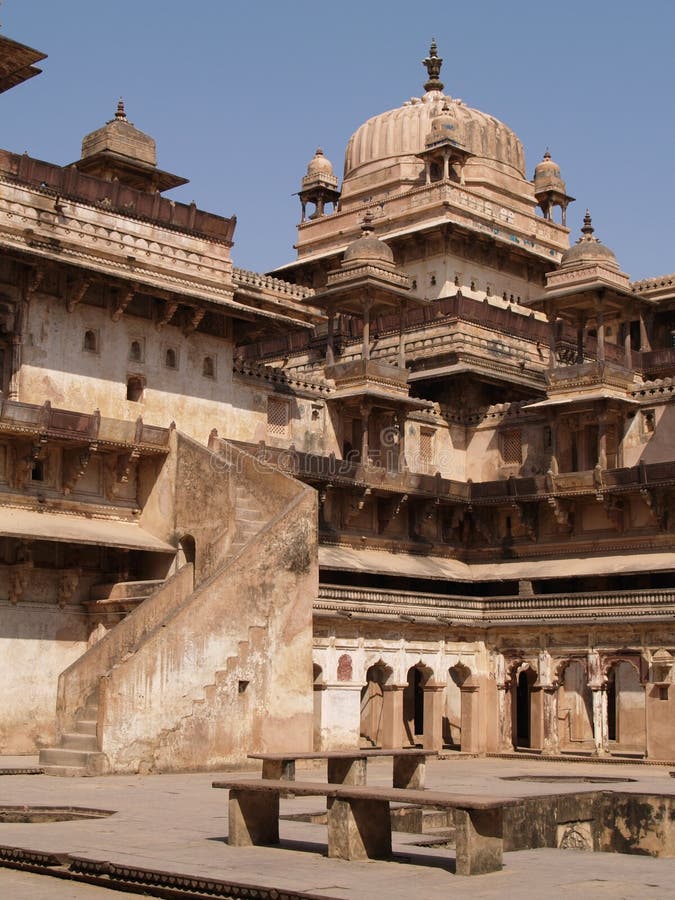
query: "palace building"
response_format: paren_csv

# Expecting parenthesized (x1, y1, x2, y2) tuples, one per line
(2, 35, 675, 773)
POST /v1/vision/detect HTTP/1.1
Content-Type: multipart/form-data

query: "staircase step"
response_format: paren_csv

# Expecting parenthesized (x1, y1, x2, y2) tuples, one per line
(236, 508, 263, 523)
(82, 706, 99, 720)
(62, 732, 98, 751)
(39, 748, 94, 768)
(39, 748, 108, 776)
(77, 719, 97, 736)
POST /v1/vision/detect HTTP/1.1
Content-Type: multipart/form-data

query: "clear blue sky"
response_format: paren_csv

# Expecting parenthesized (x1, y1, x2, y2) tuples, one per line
(3, 1, 674, 279)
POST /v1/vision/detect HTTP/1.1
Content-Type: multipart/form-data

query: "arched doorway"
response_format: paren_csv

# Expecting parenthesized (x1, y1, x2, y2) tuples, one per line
(360, 663, 388, 747)
(444, 664, 470, 749)
(403, 664, 431, 746)
(557, 660, 594, 751)
(607, 660, 645, 754)
(514, 667, 537, 748)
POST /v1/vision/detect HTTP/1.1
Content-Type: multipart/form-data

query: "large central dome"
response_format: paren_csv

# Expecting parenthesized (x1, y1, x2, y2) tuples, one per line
(340, 42, 527, 209)
(344, 90, 525, 179)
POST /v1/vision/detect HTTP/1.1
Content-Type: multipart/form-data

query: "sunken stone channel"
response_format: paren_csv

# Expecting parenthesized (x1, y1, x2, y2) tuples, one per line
(0, 806, 115, 823)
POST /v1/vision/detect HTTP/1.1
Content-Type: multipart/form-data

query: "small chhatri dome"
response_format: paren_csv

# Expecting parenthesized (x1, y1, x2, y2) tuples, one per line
(426, 100, 458, 146)
(306, 147, 335, 178)
(534, 148, 566, 194)
(559, 211, 619, 270)
(342, 212, 395, 266)
(422, 39, 444, 93)
(81, 98, 157, 167)
(74, 98, 188, 193)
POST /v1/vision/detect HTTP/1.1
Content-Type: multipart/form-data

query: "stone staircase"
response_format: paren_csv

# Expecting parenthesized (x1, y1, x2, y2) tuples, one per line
(40, 479, 269, 776)
(40, 696, 107, 776)
(85, 579, 165, 626)
(228, 483, 265, 557)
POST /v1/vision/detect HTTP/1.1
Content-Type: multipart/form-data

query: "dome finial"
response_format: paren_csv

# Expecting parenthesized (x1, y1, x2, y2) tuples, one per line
(422, 39, 444, 93)
(115, 97, 127, 121)
(581, 209, 594, 237)
(360, 210, 375, 234)
(543, 148, 551, 160)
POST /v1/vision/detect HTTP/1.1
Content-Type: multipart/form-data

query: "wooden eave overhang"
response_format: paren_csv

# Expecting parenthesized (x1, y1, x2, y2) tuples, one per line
(0, 36, 46, 94)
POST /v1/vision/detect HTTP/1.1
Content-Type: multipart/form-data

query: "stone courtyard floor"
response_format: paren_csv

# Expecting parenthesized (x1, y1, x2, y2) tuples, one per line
(1, 754, 675, 899)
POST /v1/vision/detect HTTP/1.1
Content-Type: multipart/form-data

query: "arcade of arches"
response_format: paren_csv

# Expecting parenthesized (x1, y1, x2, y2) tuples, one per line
(312, 642, 665, 758)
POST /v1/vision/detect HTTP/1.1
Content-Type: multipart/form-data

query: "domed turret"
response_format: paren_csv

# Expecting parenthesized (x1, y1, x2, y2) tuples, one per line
(533, 149, 574, 226)
(342, 212, 394, 267)
(559, 211, 619, 270)
(534, 150, 566, 194)
(73, 99, 187, 193)
(304, 147, 336, 180)
(299, 147, 340, 222)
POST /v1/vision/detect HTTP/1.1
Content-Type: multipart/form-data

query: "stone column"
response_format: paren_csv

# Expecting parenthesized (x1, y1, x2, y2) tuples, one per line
(362, 300, 371, 361)
(380, 684, 406, 749)
(396, 407, 408, 473)
(576, 315, 585, 364)
(398, 301, 407, 369)
(548, 310, 557, 370)
(640, 312, 651, 352)
(596, 308, 605, 365)
(422, 682, 445, 751)
(326, 306, 335, 366)
(359, 403, 371, 466)
(460, 682, 482, 753)
(623, 319, 632, 367)
(547, 413, 559, 475)
(591, 686, 609, 755)
(497, 683, 513, 751)
(597, 410, 608, 470)
(442, 149, 450, 181)
(541, 687, 560, 755)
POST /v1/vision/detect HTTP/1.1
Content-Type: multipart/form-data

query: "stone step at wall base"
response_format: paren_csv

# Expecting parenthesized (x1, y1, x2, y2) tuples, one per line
(61, 733, 99, 751)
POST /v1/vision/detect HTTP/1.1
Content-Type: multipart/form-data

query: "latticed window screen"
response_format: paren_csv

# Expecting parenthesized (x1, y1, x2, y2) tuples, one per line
(501, 429, 522, 465)
(420, 428, 434, 468)
(267, 397, 290, 436)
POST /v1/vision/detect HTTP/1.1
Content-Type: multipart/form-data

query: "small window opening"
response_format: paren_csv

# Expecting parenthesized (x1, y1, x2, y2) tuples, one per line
(31, 459, 44, 481)
(129, 340, 142, 362)
(238, 680, 249, 694)
(127, 376, 144, 402)
(202, 356, 215, 378)
(83, 330, 97, 353)
(165, 348, 177, 369)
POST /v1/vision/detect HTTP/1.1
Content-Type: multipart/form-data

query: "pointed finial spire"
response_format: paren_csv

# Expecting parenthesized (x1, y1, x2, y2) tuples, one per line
(543, 148, 551, 160)
(581, 209, 594, 236)
(422, 39, 444, 93)
(115, 98, 127, 121)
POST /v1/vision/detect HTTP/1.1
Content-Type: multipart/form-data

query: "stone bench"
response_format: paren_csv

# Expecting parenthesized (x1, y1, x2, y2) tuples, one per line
(248, 748, 437, 789)
(213, 778, 513, 876)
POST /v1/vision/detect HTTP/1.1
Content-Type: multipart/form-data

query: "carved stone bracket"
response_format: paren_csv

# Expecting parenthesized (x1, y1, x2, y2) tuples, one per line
(156, 299, 179, 331)
(184, 306, 206, 335)
(344, 487, 371, 527)
(105, 449, 140, 499)
(378, 493, 408, 534)
(512, 501, 537, 541)
(112, 284, 136, 322)
(547, 496, 573, 533)
(597, 493, 624, 531)
(57, 569, 80, 608)
(66, 276, 92, 313)
(640, 487, 668, 531)
(63, 446, 96, 495)
(8, 562, 33, 604)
